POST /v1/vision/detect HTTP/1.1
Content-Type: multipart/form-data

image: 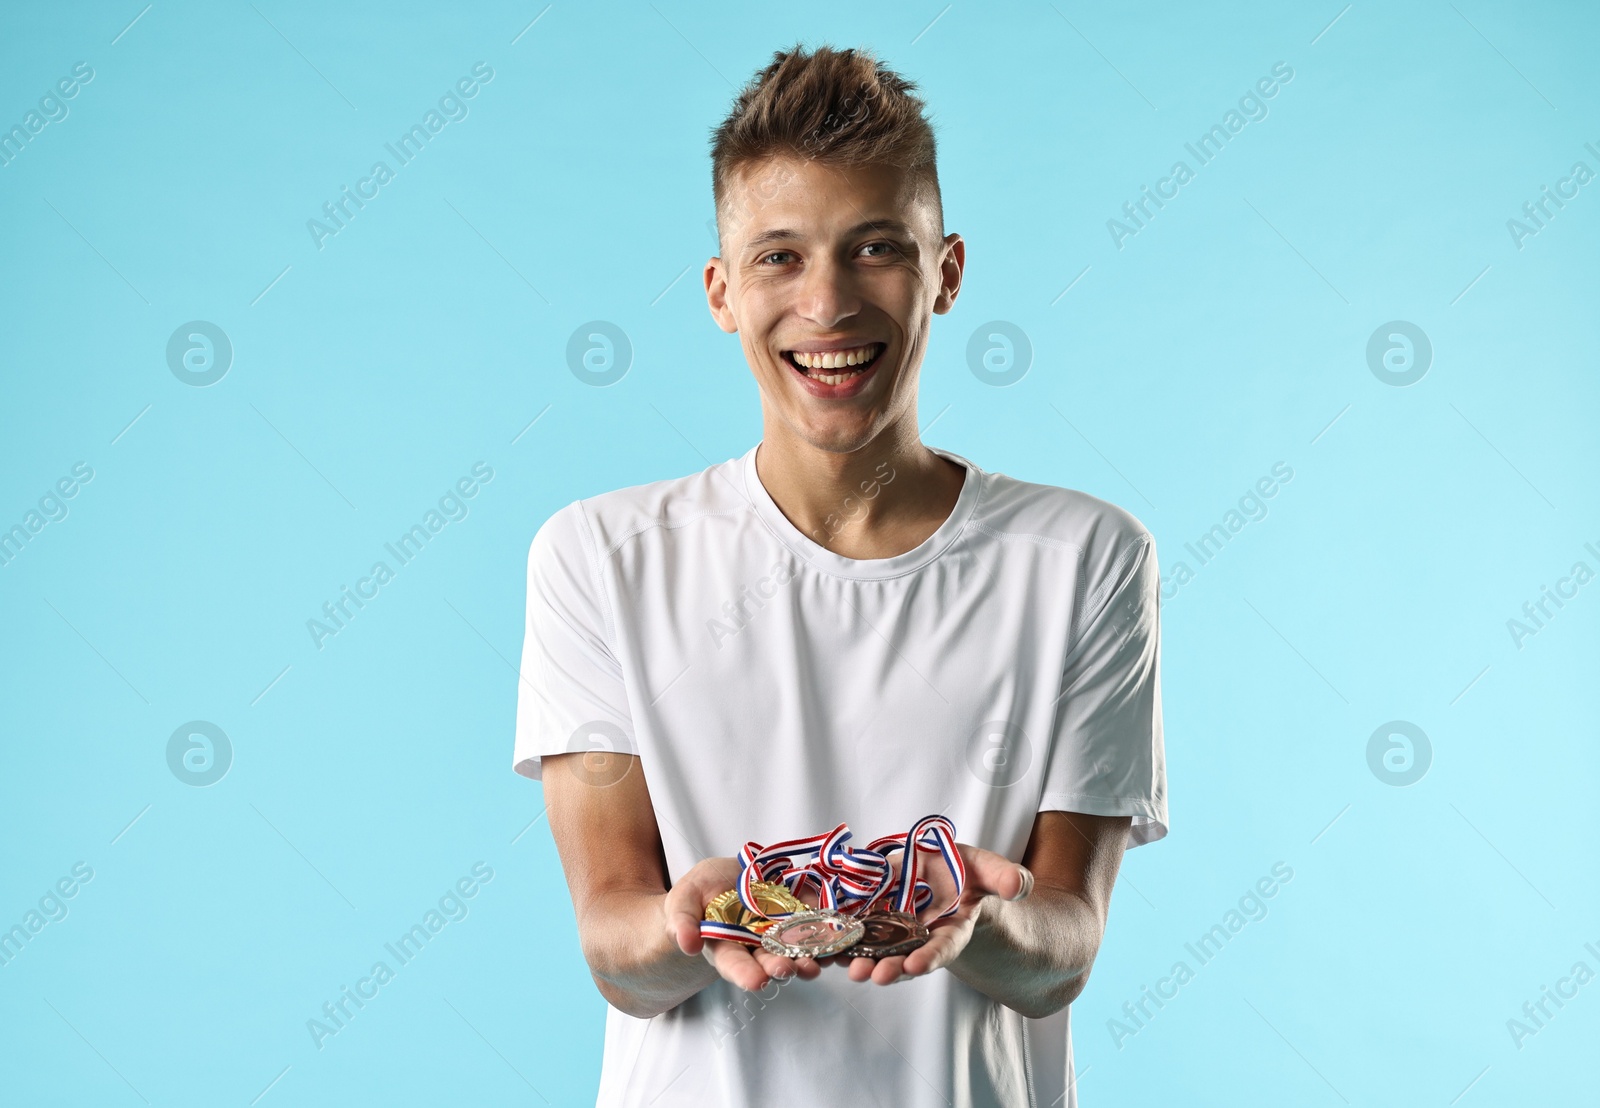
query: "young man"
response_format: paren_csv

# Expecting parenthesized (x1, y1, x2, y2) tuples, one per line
(514, 44, 1166, 1107)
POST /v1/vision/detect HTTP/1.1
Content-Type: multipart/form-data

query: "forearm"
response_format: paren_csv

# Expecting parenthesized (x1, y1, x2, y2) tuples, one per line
(946, 886, 1104, 1019)
(580, 887, 719, 1019)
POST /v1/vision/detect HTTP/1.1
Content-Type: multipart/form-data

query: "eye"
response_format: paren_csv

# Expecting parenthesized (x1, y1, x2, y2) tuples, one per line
(759, 250, 795, 265)
(859, 241, 898, 258)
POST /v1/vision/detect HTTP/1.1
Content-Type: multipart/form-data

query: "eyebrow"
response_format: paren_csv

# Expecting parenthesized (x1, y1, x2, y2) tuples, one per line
(743, 219, 917, 252)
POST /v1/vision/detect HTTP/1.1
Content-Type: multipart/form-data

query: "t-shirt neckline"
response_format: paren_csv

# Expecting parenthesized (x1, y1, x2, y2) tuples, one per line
(741, 441, 984, 581)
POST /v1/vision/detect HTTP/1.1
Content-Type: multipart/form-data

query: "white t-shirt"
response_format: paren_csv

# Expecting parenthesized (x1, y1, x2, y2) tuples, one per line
(513, 441, 1167, 1108)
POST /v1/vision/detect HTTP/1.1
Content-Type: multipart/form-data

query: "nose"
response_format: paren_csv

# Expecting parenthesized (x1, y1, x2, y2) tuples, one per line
(794, 253, 861, 331)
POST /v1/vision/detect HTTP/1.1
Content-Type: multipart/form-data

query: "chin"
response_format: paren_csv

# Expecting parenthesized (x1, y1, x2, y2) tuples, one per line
(793, 420, 882, 455)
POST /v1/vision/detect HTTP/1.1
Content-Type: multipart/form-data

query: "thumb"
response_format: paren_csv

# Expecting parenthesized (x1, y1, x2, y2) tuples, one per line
(961, 843, 1032, 902)
(664, 882, 712, 955)
(1007, 865, 1034, 902)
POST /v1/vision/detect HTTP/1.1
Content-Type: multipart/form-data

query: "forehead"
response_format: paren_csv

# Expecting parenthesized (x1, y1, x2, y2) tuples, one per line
(720, 155, 936, 242)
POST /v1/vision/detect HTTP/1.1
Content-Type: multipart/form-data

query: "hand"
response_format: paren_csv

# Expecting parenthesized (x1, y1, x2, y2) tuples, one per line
(820, 842, 1032, 986)
(662, 856, 824, 992)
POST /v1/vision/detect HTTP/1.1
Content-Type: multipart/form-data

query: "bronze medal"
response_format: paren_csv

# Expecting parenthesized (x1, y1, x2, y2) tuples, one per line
(842, 910, 929, 959)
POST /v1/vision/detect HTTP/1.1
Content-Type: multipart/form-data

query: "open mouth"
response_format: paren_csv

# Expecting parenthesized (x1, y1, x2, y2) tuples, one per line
(782, 342, 886, 386)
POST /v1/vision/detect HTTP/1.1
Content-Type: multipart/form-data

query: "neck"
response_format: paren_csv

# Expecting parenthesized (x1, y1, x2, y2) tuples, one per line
(754, 417, 967, 559)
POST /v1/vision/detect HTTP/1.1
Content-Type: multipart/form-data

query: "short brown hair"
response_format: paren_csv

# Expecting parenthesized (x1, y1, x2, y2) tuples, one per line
(710, 44, 943, 239)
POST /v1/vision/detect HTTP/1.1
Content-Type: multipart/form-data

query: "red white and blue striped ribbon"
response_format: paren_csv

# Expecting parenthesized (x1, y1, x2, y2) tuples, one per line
(880, 814, 966, 917)
(697, 814, 965, 947)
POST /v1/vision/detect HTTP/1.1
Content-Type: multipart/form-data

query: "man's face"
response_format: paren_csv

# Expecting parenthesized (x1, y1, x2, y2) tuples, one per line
(705, 155, 963, 455)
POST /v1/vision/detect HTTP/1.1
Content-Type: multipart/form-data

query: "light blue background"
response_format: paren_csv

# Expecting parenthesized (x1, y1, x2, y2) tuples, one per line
(2, 1, 1596, 1104)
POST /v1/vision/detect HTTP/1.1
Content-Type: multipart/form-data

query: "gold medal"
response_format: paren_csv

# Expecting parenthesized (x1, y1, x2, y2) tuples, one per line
(703, 880, 806, 932)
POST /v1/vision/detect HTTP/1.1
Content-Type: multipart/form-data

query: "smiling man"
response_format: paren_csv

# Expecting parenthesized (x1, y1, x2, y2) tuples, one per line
(514, 44, 1166, 1107)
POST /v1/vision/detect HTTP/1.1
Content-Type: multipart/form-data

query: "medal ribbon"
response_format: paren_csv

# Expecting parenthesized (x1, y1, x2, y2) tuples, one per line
(698, 814, 966, 947)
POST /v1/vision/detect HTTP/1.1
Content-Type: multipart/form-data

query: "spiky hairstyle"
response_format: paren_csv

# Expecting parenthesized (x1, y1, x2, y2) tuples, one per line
(710, 44, 943, 236)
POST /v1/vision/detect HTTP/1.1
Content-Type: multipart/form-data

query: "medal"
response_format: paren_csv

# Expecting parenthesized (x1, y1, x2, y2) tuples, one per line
(759, 909, 865, 958)
(832, 814, 963, 959)
(697, 814, 967, 954)
(843, 909, 929, 959)
(704, 881, 805, 937)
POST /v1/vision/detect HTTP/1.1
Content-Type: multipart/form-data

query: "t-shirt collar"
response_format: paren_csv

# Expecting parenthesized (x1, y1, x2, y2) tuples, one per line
(741, 440, 984, 581)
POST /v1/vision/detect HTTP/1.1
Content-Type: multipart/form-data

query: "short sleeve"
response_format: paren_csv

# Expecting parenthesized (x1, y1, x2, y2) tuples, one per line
(1039, 534, 1168, 847)
(512, 501, 638, 781)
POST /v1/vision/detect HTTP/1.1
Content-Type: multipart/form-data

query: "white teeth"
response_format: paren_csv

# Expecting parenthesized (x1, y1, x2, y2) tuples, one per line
(792, 344, 879, 370)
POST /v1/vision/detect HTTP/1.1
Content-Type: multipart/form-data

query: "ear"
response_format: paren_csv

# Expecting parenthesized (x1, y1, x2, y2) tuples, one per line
(705, 256, 738, 333)
(932, 232, 964, 316)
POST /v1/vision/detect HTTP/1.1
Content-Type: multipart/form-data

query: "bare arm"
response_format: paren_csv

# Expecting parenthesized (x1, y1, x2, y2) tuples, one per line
(837, 810, 1130, 1020)
(945, 811, 1130, 1018)
(541, 750, 821, 1019)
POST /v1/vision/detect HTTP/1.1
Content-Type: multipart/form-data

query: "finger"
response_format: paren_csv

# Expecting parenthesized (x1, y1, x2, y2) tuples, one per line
(792, 955, 823, 980)
(870, 954, 908, 985)
(901, 923, 964, 976)
(665, 865, 742, 956)
(753, 949, 803, 981)
(751, 942, 826, 980)
(900, 940, 941, 976)
(664, 896, 706, 956)
(958, 843, 1031, 901)
(709, 940, 775, 992)
(844, 955, 877, 983)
